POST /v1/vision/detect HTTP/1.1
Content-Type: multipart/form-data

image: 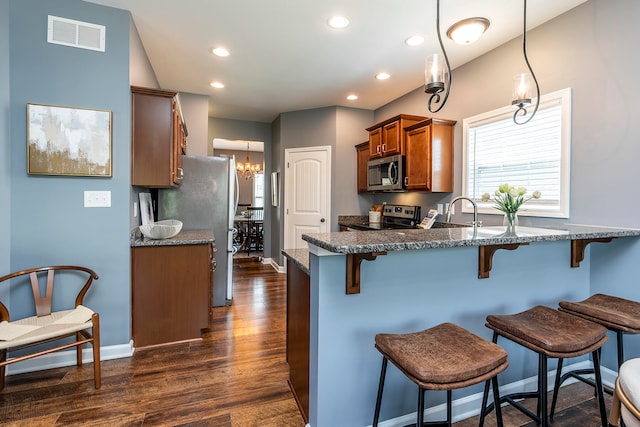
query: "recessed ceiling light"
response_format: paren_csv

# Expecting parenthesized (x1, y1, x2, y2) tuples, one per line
(375, 72, 391, 80)
(211, 47, 230, 57)
(210, 81, 224, 89)
(346, 94, 358, 101)
(447, 17, 490, 45)
(405, 35, 424, 47)
(327, 15, 349, 29)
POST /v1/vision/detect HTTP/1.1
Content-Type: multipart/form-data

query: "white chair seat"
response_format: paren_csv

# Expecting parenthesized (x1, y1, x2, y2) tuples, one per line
(0, 305, 94, 350)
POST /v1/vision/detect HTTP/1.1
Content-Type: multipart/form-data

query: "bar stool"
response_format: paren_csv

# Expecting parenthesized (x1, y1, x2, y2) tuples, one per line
(551, 294, 640, 417)
(558, 293, 640, 369)
(483, 305, 608, 427)
(373, 322, 508, 427)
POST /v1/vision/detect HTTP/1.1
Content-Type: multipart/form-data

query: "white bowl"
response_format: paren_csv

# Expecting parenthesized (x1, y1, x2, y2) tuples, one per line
(139, 220, 183, 239)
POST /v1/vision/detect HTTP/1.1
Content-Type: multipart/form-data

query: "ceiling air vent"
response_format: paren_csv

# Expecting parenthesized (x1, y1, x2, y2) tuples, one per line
(47, 15, 105, 52)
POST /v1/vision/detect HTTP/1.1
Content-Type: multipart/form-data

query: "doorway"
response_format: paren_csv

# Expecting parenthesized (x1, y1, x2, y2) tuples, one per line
(213, 138, 265, 258)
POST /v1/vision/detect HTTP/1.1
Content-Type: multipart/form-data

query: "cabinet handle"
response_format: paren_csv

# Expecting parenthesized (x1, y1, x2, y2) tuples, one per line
(178, 168, 184, 179)
(382, 143, 386, 153)
(376, 145, 380, 154)
(404, 176, 408, 186)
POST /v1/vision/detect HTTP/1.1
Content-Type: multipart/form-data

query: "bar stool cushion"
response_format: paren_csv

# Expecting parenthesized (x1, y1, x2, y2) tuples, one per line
(559, 293, 640, 333)
(374, 322, 508, 390)
(486, 305, 607, 358)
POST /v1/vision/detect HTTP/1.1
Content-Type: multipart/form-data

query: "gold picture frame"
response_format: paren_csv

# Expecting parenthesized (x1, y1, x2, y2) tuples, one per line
(27, 103, 112, 177)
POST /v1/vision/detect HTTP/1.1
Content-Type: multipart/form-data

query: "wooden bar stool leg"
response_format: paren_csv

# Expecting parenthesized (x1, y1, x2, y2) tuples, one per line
(373, 357, 388, 427)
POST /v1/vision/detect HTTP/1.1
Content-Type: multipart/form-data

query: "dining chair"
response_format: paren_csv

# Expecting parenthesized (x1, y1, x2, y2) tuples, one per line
(0, 265, 101, 390)
(245, 207, 264, 254)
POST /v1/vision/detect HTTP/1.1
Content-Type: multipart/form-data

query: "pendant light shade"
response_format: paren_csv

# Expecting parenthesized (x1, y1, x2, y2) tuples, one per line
(513, 0, 540, 125)
(425, 0, 451, 113)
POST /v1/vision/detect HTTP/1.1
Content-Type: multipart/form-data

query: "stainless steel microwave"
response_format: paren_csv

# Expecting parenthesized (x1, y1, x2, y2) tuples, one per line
(367, 154, 405, 192)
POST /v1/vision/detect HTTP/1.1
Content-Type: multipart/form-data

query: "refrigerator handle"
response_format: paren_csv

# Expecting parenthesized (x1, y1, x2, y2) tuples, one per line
(234, 165, 240, 214)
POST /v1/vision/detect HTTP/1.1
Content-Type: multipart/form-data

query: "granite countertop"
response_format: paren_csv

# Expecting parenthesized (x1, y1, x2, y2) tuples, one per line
(302, 224, 640, 255)
(131, 229, 215, 247)
(282, 248, 310, 275)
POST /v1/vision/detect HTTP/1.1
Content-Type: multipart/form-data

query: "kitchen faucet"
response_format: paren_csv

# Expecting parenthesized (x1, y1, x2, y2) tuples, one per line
(445, 196, 481, 227)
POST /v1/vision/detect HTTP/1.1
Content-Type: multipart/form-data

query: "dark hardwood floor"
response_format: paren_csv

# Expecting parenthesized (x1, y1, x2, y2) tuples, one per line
(0, 257, 612, 426)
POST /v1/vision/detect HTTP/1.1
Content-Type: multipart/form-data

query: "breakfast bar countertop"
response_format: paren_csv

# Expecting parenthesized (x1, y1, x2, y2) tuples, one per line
(130, 229, 214, 247)
(282, 248, 310, 275)
(302, 224, 640, 255)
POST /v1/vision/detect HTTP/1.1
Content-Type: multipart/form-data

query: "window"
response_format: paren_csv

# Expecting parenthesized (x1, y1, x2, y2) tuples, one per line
(253, 172, 265, 207)
(462, 88, 571, 218)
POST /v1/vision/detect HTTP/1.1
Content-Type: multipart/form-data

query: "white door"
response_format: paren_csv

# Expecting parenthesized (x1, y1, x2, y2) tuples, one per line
(284, 146, 331, 249)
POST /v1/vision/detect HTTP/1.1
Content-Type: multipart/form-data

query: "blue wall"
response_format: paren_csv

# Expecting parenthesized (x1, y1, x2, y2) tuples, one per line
(8, 0, 131, 346)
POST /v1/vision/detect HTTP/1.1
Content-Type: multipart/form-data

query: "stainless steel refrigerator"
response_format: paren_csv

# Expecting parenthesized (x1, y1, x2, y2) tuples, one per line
(158, 155, 238, 307)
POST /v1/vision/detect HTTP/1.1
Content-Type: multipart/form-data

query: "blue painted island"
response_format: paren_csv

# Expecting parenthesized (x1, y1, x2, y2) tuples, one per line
(283, 224, 640, 427)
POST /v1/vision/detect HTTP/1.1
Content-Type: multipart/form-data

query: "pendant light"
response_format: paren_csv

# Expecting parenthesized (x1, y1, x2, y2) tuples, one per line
(236, 142, 261, 180)
(425, 0, 451, 113)
(512, 0, 540, 125)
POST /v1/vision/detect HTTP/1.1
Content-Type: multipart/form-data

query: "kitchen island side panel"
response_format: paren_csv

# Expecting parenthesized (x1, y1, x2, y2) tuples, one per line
(308, 241, 590, 427)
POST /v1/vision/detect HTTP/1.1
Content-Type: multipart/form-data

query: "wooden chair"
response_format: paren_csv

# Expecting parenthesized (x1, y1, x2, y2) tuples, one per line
(0, 265, 101, 390)
(245, 206, 264, 254)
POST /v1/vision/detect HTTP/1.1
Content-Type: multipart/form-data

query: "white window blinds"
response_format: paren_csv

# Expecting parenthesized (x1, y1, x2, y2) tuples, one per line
(462, 88, 571, 218)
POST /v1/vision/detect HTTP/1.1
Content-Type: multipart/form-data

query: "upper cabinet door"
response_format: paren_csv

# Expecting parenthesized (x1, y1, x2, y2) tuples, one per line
(131, 86, 187, 188)
(366, 114, 427, 159)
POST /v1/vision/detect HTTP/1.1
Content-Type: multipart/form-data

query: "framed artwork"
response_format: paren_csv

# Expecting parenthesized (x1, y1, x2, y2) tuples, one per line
(27, 103, 112, 177)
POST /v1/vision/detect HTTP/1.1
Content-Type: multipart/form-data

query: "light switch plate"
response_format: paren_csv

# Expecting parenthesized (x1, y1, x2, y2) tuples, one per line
(84, 190, 111, 208)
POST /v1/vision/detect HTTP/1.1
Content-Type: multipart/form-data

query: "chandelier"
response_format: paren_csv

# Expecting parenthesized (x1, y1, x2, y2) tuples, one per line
(236, 142, 261, 180)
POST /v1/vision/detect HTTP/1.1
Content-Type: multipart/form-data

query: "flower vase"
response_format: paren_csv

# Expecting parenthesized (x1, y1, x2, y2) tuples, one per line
(503, 211, 518, 234)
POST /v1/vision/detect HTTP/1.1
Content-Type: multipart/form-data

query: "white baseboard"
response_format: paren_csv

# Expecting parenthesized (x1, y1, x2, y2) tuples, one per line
(263, 257, 285, 273)
(5, 341, 135, 376)
(368, 361, 617, 427)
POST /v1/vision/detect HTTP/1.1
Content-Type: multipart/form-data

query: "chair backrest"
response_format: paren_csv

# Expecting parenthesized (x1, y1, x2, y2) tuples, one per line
(247, 206, 264, 221)
(0, 266, 99, 322)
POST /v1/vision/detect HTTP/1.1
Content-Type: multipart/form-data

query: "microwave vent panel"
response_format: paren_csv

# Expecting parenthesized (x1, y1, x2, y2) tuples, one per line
(47, 15, 105, 52)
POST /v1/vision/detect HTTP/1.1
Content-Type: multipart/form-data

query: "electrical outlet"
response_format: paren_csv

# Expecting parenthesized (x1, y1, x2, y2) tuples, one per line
(84, 191, 111, 208)
(133, 202, 138, 217)
(437, 204, 443, 215)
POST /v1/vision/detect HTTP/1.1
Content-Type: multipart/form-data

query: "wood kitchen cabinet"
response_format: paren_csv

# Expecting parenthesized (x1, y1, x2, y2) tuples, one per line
(286, 259, 310, 423)
(132, 242, 213, 348)
(355, 141, 370, 194)
(366, 114, 426, 158)
(131, 86, 188, 188)
(404, 118, 456, 192)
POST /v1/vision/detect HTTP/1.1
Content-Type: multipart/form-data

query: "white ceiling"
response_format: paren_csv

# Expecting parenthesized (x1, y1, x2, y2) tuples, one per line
(84, 0, 588, 123)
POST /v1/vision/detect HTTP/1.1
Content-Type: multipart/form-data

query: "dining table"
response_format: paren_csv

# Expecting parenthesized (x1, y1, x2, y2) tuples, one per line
(233, 215, 264, 253)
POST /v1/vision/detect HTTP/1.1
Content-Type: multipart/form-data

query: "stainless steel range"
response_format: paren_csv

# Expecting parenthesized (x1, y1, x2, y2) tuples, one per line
(382, 204, 421, 228)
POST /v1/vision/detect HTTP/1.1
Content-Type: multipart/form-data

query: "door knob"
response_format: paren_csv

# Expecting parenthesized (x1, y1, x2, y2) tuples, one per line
(320, 218, 325, 223)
